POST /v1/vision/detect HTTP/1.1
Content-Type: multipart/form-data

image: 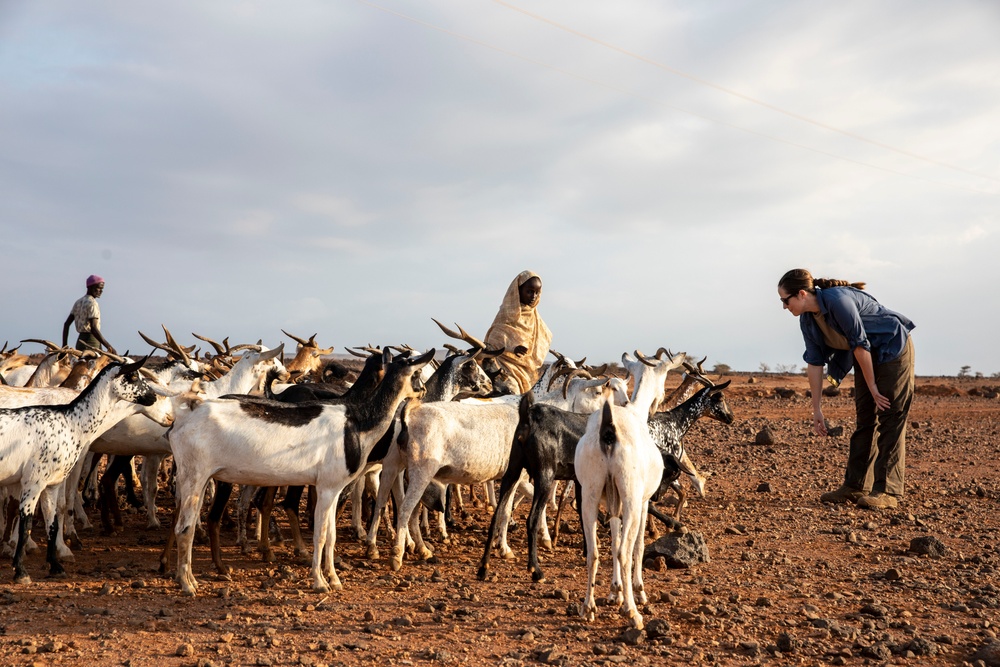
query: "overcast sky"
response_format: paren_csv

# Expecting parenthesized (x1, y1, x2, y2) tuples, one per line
(3, 1, 997, 377)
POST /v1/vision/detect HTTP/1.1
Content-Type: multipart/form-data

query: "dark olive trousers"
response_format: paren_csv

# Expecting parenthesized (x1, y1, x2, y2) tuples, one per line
(844, 336, 915, 497)
(75, 333, 100, 352)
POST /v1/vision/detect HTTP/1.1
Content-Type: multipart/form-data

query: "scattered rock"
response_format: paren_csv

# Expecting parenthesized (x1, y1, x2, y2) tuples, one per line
(776, 632, 801, 653)
(822, 385, 840, 397)
(973, 640, 1000, 666)
(644, 618, 670, 638)
(176, 643, 195, 657)
(756, 482, 773, 493)
(774, 388, 797, 399)
(755, 427, 776, 446)
(859, 602, 890, 618)
(909, 536, 947, 558)
(903, 636, 939, 657)
(643, 531, 710, 568)
(620, 628, 644, 645)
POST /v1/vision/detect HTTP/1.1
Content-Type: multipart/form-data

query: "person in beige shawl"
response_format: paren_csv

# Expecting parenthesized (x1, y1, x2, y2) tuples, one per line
(484, 270, 552, 393)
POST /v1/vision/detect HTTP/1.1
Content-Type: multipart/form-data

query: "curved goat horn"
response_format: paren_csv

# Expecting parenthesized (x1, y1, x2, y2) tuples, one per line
(21, 338, 61, 351)
(192, 332, 229, 356)
(345, 347, 369, 358)
(586, 363, 609, 377)
(433, 318, 489, 350)
(561, 368, 593, 399)
(160, 326, 191, 366)
(634, 350, 658, 367)
(654, 347, 674, 360)
(139, 330, 171, 353)
(79, 340, 126, 362)
(281, 329, 314, 347)
(546, 364, 575, 391)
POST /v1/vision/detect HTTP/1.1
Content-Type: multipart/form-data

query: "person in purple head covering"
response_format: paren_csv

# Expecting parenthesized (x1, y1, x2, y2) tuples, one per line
(62, 274, 117, 353)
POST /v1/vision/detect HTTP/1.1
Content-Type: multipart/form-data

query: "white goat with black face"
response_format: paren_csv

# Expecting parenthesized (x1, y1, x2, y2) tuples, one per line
(0, 358, 158, 584)
(88, 343, 287, 532)
(167, 349, 434, 596)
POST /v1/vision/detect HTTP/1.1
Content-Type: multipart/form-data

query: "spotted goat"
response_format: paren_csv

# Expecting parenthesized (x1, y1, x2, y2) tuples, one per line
(0, 358, 158, 584)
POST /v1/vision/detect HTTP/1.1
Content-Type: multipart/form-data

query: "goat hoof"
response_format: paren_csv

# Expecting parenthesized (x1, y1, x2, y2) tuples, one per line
(501, 549, 515, 561)
(13, 574, 31, 585)
(366, 546, 380, 560)
(541, 539, 553, 551)
(390, 558, 402, 572)
(476, 566, 488, 581)
(530, 570, 546, 583)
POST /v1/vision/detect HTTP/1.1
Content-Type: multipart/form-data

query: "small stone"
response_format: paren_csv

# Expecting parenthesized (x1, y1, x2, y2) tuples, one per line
(885, 568, 903, 581)
(754, 428, 776, 446)
(176, 643, 195, 657)
(909, 536, 947, 558)
(620, 628, 644, 645)
(645, 618, 670, 638)
(756, 482, 773, 493)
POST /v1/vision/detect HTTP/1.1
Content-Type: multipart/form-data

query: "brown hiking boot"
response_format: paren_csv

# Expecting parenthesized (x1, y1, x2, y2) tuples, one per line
(857, 493, 900, 510)
(819, 485, 866, 504)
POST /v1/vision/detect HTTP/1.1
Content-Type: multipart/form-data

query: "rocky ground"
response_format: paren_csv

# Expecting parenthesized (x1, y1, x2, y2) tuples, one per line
(0, 372, 998, 667)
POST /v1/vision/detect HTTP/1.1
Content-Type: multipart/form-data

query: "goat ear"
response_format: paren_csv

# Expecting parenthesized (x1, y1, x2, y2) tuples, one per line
(409, 348, 436, 367)
(121, 355, 149, 375)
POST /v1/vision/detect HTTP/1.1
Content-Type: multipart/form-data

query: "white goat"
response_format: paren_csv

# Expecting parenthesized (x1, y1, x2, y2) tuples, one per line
(0, 358, 158, 583)
(167, 349, 433, 595)
(576, 350, 685, 630)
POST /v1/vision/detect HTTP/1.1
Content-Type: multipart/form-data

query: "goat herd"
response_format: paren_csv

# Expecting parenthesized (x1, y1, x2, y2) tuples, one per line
(0, 324, 733, 631)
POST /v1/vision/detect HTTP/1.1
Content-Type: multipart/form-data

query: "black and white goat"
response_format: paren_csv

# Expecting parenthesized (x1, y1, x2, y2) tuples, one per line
(647, 375, 733, 526)
(0, 358, 157, 583)
(476, 384, 626, 583)
(166, 349, 434, 595)
(90, 343, 287, 534)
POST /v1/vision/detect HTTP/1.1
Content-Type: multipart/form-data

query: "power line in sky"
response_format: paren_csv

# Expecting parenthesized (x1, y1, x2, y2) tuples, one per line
(356, 0, 997, 195)
(493, 0, 1000, 186)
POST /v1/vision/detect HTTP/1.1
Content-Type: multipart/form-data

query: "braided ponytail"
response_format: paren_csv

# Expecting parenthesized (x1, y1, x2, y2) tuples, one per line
(778, 268, 865, 294)
(813, 277, 866, 290)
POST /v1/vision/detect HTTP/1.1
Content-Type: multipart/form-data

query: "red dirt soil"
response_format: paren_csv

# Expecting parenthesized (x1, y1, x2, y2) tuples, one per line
(0, 372, 997, 667)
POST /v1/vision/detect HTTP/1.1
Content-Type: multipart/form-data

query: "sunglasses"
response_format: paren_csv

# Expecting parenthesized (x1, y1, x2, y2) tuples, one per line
(779, 292, 797, 306)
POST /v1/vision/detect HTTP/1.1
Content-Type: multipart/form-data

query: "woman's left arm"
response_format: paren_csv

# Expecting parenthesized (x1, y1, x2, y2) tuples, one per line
(853, 347, 890, 411)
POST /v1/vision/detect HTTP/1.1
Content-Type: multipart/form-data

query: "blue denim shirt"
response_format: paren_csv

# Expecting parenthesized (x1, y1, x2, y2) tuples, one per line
(800, 286, 915, 383)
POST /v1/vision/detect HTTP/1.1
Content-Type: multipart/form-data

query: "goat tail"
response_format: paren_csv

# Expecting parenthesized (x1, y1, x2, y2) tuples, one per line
(598, 399, 617, 456)
(396, 397, 421, 452)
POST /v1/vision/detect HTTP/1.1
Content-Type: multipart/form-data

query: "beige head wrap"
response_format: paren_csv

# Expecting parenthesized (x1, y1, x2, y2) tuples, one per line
(484, 270, 553, 393)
